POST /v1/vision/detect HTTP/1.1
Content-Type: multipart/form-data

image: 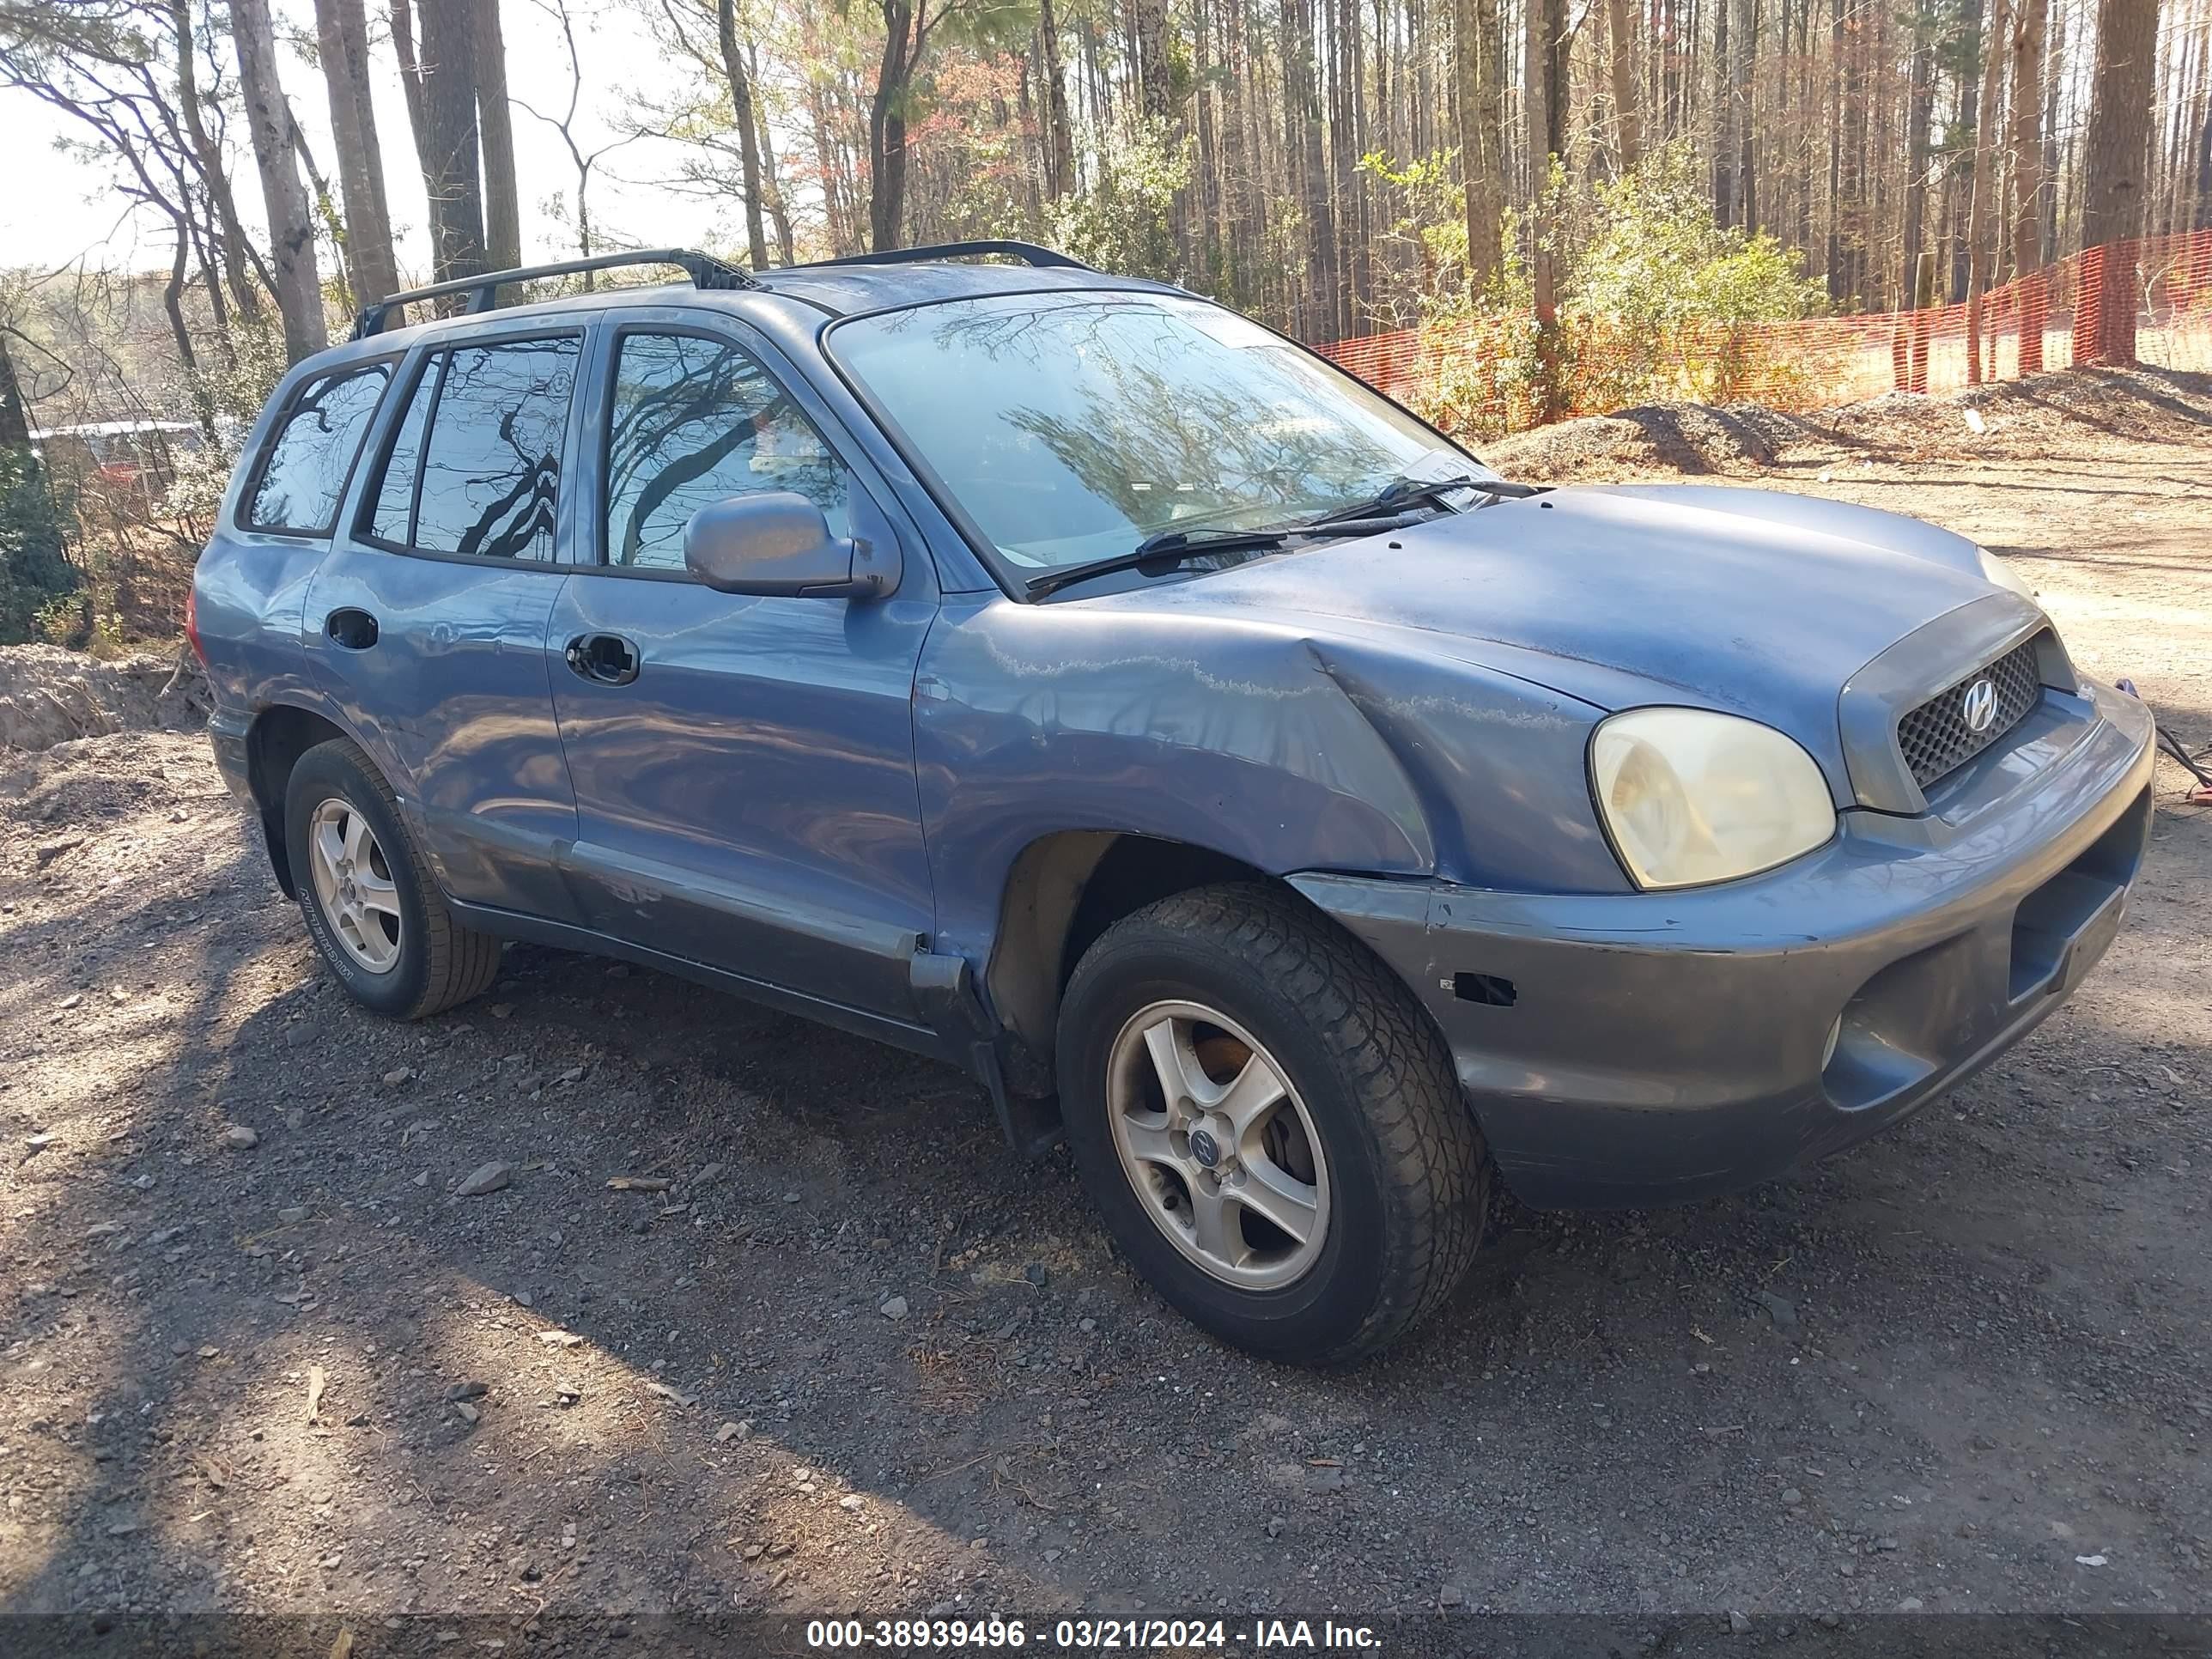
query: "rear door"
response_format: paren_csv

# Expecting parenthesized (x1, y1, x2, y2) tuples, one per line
(302, 323, 590, 923)
(544, 307, 939, 1022)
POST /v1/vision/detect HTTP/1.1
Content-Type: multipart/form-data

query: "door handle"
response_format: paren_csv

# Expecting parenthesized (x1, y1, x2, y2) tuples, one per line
(564, 632, 641, 687)
(325, 607, 379, 650)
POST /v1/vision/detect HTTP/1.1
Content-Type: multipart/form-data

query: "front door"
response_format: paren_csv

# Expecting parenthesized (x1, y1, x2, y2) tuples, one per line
(303, 326, 590, 922)
(546, 313, 939, 1022)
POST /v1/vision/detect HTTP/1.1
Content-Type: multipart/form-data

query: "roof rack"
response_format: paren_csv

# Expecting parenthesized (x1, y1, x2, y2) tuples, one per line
(350, 247, 759, 339)
(799, 240, 1092, 272)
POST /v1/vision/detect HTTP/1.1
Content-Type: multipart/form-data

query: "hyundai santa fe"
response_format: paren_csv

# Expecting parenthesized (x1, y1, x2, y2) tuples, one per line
(190, 241, 2154, 1362)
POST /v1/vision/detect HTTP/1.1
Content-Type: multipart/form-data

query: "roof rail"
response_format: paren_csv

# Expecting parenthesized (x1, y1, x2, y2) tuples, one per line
(799, 240, 1092, 272)
(350, 247, 759, 339)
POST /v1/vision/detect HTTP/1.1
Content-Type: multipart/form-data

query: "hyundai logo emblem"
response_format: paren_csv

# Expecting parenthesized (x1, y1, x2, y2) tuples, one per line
(1961, 677, 1999, 734)
(1189, 1128, 1221, 1169)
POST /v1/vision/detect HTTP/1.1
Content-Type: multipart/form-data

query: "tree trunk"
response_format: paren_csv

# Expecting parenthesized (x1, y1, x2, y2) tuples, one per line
(1526, 0, 1564, 416)
(1899, 11, 1936, 312)
(1713, 0, 1735, 225)
(717, 0, 773, 267)
(312, 0, 400, 307)
(474, 0, 522, 271)
(1038, 0, 1077, 197)
(0, 328, 32, 449)
(1135, 0, 1172, 119)
(414, 0, 489, 287)
(1456, 0, 1504, 287)
(2009, 0, 2048, 367)
(1826, 0, 1845, 299)
(1966, 0, 2011, 381)
(231, 0, 328, 362)
(1733, 0, 1757, 231)
(751, 44, 797, 265)
(869, 0, 917, 252)
(2080, 0, 2161, 363)
(392, 0, 428, 160)
(1607, 0, 1641, 171)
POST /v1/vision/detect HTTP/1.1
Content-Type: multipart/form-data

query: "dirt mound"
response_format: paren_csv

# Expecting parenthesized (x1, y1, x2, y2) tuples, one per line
(0, 643, 211, 754)
(1490, 366, 2212, 482)
(1487, 401, 1823, 480)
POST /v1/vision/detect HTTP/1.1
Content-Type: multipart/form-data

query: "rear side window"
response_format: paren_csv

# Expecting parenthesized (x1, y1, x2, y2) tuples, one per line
(603, 331, 848, 569)
(365, 337, 579, 561)
(243, 364, 390, 534)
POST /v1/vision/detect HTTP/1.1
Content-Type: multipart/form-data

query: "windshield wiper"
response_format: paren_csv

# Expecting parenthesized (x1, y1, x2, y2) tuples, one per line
(1024, 527, 1292, 599)
(1312, 472, 1544, 526)
(1025, 512, 1429, 600)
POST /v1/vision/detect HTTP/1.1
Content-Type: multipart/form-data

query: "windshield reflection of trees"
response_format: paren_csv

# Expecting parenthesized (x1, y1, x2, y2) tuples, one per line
(885, 301, 1411, 544)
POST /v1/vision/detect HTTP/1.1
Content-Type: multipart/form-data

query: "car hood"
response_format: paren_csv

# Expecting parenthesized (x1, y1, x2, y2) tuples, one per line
(1123, 483, 2008, 793)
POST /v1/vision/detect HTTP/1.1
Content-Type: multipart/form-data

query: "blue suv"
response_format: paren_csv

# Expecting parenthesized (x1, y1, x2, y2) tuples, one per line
(193, 243, 2154, 1361)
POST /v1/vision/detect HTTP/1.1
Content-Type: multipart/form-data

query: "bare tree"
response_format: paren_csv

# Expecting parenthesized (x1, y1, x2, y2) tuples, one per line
(398, 0, 490, 285)
(311, 0, 399, 306)
(716, 0, 774, 265)
(2008, 0, 2049, 368)
(518, 0, 654, 271)
(1966, 0, 2010, 381)
(230, 0, 327, 361)
(1606, 0, 1639, 172)
(475, 0, 524, 269)
(1455, 0, 1504, 288)
(167, 0, 262, 326)
(2079, 0, 2161, 362)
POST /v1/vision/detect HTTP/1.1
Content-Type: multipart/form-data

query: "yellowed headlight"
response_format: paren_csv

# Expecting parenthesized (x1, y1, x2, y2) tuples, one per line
(1591, 708, 1838, 890)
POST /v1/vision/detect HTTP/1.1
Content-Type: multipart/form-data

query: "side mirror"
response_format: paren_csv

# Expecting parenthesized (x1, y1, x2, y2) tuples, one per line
(681, 491, 901, 599)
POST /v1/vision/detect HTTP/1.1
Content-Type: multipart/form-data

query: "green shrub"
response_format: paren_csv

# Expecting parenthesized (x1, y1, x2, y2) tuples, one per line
(0, 444, 76, 645)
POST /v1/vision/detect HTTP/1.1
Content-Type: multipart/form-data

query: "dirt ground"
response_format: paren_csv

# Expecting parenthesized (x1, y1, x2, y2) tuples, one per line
(3, 368, 2210, 1650)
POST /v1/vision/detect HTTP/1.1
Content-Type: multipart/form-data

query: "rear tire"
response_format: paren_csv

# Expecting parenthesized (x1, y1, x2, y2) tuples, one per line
(1057, 882, 1486, 1364)
(284, 738, 501, 1020)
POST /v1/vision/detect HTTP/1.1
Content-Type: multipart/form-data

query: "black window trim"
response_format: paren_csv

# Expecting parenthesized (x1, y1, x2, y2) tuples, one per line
(585, 318, 861, 585)
(234, 356, 400, 539)
(349, 324, 589, 568)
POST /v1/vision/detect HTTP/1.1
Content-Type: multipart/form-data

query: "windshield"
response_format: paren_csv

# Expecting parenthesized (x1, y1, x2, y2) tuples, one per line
(827, 293, 1492, 573)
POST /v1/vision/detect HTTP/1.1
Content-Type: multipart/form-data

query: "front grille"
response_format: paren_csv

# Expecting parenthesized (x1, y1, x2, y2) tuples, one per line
(1895, 636, 2045, 788)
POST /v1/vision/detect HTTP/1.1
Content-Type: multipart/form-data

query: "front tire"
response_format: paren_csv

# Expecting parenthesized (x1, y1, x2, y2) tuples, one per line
(283, 738, 501, 1020)
(1057, 883, 1486, 1363)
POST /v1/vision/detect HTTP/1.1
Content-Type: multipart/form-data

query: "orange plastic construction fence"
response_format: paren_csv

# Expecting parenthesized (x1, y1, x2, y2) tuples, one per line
(1315, 228, 2212, 435)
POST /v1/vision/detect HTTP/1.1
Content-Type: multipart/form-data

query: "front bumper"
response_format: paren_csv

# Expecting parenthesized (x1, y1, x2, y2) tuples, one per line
(1293, 681, 2156, 1209)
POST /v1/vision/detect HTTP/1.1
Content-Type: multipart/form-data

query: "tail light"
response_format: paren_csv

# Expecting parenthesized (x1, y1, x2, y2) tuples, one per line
(185, 585, 207, 666)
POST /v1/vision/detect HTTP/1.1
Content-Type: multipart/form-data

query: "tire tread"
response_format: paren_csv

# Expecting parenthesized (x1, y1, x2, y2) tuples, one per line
(294, 738, 501, 1020)
(1074, 882, 1486, 1362)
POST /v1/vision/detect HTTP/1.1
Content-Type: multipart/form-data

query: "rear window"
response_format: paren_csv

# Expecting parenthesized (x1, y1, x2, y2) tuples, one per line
(364, 337, 579, 562)
(243, 364, 391, 534)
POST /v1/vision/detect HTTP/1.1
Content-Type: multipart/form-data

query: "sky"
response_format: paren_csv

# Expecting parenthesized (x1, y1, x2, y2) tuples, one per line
(0, 0, 750, 279)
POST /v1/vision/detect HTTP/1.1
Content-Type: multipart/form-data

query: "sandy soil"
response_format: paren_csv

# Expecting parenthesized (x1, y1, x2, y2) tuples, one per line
(2, 369, 2209, 1649)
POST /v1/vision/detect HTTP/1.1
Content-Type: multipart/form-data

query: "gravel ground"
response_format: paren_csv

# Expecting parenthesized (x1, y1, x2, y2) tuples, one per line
(2, 369, 2209, 1650)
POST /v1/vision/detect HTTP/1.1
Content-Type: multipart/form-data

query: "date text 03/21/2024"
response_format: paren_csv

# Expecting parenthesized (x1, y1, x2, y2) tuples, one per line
(804, 1617, 1383, 1649)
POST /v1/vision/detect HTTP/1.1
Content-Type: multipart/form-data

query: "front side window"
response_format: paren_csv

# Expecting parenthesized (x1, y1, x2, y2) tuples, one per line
(828, 293, 1487, 573)
(603, 331, 848, 570)
(365, 337, 578, 561)
(245, 363, 390, 533)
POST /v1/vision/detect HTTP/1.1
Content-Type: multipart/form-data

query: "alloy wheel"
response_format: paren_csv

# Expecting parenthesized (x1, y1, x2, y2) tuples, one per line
(307, 797, 404, 975)
(1104, 1000, 1331, 1290)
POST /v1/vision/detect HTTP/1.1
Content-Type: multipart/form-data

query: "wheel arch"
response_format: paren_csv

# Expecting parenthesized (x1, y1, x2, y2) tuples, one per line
(986, 830, 1324, 1073)
(245, 703, 356, 897)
